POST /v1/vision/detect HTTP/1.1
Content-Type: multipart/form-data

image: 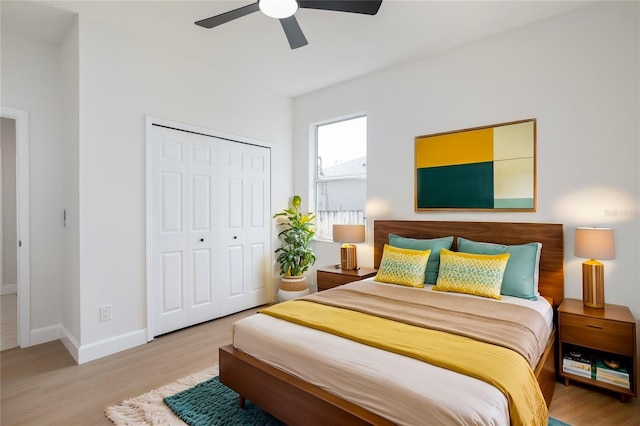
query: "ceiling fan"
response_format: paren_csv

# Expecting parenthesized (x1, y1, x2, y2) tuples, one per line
(195, 0, 383, 49)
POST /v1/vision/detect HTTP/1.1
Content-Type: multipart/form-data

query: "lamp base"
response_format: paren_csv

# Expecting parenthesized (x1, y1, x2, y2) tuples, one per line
(582, 259, 604, 308)
(340, 244, 358, 270)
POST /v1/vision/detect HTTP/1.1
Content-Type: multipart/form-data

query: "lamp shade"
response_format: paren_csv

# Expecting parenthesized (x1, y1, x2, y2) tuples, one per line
(333, 224, 365, 243)
(574, 227, 615, 260)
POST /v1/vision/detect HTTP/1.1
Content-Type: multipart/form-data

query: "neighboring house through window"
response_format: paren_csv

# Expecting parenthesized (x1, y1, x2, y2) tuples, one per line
(315, 115, 367, 240)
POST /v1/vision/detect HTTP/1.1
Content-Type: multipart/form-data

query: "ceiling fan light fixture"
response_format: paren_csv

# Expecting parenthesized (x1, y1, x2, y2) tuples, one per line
(259, 0, 298, 19)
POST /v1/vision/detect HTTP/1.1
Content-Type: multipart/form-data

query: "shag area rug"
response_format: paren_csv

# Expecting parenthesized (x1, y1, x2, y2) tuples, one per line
(106, 365, 570, 426)
(105, 366, 220, 425)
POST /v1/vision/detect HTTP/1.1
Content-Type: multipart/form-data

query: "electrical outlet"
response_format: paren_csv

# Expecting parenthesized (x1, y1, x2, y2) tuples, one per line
(100, 305, 112, 322)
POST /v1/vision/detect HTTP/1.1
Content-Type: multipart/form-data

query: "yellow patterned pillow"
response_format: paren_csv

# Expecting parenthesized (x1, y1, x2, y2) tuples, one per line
(374, 244, 431, 288)
(433, 249, 510, 299)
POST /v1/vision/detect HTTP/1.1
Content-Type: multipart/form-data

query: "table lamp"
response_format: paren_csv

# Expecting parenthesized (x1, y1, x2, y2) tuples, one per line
(333, 224, 365, 270)
(574, 227, 615, 308)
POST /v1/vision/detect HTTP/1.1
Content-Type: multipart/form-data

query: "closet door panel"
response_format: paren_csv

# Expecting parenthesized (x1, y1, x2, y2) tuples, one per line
(250, 243, 266, 291)
(191, 248, 212, 306)
(161, 251, 184, 313)
(243, 146, 271, 300)
(217, 141, 270, 316)
(151, 127, 189, 336)
(186, 138, 217, 325)
(216, 141, 246, 315)
(227, 245, 245, 297)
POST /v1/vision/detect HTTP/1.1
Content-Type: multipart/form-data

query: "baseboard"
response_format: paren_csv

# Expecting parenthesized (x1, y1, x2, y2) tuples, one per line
(77, 328, 147, 364)
(1, 283, 17, 295)
(59, 325, 80, 363)
(30, 323, 81, 364)
(30, 324, 148, 365)
(30, 324, 63, 346)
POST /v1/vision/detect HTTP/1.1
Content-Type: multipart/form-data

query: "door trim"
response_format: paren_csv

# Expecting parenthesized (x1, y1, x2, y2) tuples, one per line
(145, 116, 272, 341)
(0, 147, 4, 298)
(1, 107, 31, 348)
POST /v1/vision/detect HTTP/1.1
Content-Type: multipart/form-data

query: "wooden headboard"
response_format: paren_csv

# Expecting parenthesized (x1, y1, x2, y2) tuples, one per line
(374, 221, 564, 306)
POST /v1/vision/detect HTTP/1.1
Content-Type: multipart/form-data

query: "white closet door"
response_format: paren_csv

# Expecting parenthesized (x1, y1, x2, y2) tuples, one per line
(215, 140, 270, 316)
(150, 125, 270, 337)
(151, 126, 216, 335)
(185, 137, 218, 326)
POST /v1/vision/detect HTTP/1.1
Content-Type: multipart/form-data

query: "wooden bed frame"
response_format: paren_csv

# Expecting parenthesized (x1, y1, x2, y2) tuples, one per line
(220, 220, 564, 425)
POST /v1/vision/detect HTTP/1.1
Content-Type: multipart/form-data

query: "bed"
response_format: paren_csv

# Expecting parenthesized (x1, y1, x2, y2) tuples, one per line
(219, 220, 564, 425)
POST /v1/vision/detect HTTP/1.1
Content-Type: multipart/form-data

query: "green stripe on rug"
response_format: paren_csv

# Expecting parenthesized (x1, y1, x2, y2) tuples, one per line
(164, 375, 570, 426)
(549, 417, 572, 426)
(163, 376, 284, 426)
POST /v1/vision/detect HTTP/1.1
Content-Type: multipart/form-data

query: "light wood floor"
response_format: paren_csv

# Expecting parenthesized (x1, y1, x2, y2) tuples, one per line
(0, 294, 17, 351)
(1, 307, 639, 425)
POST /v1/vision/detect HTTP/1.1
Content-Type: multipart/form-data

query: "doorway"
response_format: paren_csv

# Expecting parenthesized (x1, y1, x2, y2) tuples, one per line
(0, 117, 17, 349)
(0, 107, 31, 349)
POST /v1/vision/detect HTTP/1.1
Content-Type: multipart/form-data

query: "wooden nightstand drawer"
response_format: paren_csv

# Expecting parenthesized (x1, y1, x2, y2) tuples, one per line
(317, 271, 353, 290)
(560, 313, 635, 356)
(316, 266, 378, 291)
(318, 271, 354, 285)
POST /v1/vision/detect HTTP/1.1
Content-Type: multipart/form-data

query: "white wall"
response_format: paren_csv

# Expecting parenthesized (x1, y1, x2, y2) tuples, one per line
(294, 2, 640, 317)
(75, 16, 292, 362)
(59, 18, 81, 350)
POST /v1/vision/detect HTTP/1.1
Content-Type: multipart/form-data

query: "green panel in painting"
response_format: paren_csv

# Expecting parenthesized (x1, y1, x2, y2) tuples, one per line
(494, 198, 535, 209)
(417, 162, 494, 209)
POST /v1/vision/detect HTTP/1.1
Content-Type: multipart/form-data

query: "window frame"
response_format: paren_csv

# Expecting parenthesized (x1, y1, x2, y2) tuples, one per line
(313, 114, 367, 241)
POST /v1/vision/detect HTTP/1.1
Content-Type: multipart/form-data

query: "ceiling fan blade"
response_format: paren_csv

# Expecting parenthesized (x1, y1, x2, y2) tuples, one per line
(280, 16, 308, 49)
(195, 2, 260, 29)
(298, 0, 382, 15)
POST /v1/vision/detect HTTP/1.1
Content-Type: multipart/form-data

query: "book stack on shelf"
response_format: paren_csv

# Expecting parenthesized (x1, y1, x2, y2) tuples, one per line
(562, 351, 593, 379)
(563, 350, 632, 390)
(595, 359, 630, 389)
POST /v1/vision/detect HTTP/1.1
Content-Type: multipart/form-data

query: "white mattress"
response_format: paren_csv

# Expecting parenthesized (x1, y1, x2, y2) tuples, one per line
(232, 279, 553, 425)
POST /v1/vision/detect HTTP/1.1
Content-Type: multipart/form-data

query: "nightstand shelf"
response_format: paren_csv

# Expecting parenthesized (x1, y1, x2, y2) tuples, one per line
(316, 266, 378, 291)
(558, 298, 637, 402)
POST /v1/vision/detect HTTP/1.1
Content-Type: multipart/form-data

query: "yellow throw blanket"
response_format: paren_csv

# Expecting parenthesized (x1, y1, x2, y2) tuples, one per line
(305, 281, 549, 368)
(261, 300, 548, 426)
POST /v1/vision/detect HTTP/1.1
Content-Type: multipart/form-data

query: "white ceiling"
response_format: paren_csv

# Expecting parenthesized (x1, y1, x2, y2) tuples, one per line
(2, 0, 591, 97)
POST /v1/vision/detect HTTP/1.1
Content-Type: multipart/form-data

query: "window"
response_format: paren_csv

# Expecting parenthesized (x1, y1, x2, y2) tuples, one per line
(315, 115, 367, 240)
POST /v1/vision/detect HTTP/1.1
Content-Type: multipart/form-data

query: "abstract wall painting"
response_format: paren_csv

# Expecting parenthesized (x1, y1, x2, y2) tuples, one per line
(415, 119, 536, 211)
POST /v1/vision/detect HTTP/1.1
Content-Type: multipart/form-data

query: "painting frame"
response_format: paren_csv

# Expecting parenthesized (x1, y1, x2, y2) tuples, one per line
(414, 119, 537, 212)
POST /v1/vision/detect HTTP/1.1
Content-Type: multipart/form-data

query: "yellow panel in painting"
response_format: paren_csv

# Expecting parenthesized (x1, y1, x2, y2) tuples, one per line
(416, 128, 493, 168)
(493, 121, 534, 161)
(494, 158, 534, 199)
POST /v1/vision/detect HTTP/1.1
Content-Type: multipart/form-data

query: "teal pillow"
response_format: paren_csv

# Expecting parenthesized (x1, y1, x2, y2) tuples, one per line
(457, 237, 541, 300)
(388, 234, 454, 284)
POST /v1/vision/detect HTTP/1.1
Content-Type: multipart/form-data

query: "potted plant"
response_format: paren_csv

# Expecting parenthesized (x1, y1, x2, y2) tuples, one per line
(274, 195, 316, 301)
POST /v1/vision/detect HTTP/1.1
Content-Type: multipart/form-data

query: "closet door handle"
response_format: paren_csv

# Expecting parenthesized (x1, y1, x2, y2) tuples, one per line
(233, 236, 238, 239)
(200, 238, 204, 242)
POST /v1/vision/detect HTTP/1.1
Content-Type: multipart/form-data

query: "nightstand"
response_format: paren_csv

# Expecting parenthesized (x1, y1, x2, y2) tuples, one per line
(316, 266, 378, 291)
(558, 298, 637, 401)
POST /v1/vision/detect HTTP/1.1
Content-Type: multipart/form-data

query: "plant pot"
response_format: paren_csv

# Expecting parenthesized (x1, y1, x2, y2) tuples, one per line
(278, 275, 310, 302)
